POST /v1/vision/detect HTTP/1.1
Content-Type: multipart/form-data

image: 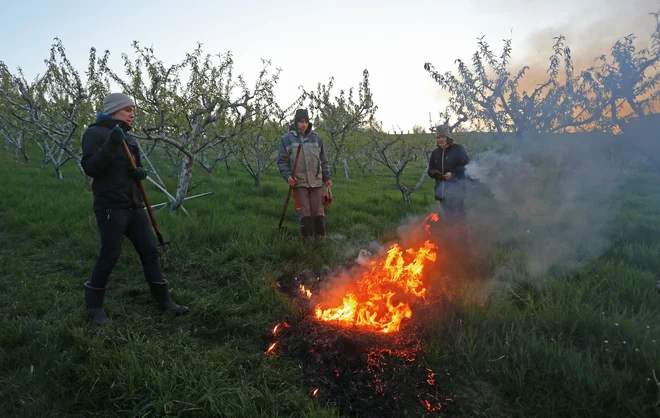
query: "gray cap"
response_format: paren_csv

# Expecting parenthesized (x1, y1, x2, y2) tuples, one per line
(103, 93, 136, 115)
(434, 124, 453, 139)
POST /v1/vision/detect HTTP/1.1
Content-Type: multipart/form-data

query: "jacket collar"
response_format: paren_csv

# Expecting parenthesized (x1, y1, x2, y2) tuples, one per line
(92, 114, 133, 132)
(288, 122, 313, 137)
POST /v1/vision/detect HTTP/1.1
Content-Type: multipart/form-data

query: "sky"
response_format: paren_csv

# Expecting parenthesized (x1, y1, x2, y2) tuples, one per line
(1, 0, 659, 132)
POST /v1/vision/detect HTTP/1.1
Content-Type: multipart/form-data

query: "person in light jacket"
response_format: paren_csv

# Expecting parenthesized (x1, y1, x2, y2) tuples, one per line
(277, 108, 332, 242)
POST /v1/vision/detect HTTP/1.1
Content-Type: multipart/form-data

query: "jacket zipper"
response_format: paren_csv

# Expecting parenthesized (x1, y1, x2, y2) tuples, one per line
(441, 148, 445, 200)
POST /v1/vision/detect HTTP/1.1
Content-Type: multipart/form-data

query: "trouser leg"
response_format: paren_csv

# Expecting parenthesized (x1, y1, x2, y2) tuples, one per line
(295, 187, 324, 242)
(89, 208, 129, 289)
(308, 187, 326, 239)
(124, 208, 162, 284)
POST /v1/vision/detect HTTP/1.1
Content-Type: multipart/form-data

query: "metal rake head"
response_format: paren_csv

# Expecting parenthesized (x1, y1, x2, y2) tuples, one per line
(155, 232, 181, 269)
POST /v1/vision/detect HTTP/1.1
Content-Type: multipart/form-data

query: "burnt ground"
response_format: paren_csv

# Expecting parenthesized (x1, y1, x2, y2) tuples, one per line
(267, 268, 461, 418)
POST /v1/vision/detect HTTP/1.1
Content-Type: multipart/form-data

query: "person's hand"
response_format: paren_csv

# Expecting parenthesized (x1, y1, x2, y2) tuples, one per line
(325, 180, 332, 188)
(107, 125, 126, 148)
(442, 172, 452, 180)
(129, 167, 148, 182)
(287, 176, 296, 187)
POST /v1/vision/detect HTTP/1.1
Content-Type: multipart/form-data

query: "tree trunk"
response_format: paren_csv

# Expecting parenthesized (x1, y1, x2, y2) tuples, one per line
(171, 153, 195, 213)
(75, 159, 86, 176)
(12, 146, 30, 161)
(54, 164, 63, 180)
(398, 184, 412, 203)
(254, 175, 261, 186)
(342, 157, 350, 180)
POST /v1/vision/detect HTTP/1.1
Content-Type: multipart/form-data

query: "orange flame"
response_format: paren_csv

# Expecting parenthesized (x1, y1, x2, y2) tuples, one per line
(424, 213, 439, 233)
(299, 284, 312, 298)
(312, 388, 319, 396)
(315, 239, 437, 333)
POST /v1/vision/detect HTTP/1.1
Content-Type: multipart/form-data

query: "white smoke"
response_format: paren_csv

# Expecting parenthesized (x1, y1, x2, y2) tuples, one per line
(465, 132, 622, 277)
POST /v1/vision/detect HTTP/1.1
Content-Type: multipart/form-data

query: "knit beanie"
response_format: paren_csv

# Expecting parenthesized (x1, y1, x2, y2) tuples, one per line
(103, 93, 136, 115)
(294, 108, 310, 123)
(434, 124, 453, 139)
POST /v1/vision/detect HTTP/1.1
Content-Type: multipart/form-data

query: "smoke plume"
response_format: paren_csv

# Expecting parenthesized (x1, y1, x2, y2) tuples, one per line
(463, 132, 622, 278)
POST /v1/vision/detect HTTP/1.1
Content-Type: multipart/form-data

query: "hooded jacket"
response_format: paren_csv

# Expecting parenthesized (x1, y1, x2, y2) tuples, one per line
(428, 137, 469, 200)
(277, 122, 331, 188)
(81, 116, 145, 210)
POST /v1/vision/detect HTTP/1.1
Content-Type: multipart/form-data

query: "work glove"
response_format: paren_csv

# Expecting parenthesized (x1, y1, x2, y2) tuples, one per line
(129, 167, 148, 182)
(106, 125, 126, 148)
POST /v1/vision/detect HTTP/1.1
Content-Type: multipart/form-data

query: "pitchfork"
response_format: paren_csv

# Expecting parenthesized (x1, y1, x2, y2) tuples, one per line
(121, 141, 180, 266)
(277, 143, 303, 232)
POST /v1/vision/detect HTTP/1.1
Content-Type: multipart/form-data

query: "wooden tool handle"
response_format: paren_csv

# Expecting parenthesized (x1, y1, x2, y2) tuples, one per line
(120, 141, 164, 244)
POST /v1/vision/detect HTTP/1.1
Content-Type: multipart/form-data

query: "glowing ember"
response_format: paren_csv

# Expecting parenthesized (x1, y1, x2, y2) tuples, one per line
(421, 399, 443, 412)
(265, 342, 277, 354)
(315, 239, 437, 333)
(312, 388, 319, 397)
(272, 321, 290, 336)
(426, 368, 437, 385)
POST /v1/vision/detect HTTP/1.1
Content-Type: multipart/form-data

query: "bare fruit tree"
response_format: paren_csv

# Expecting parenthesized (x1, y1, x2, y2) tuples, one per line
(100, 42, 280, 212)
(0, 67, 32, 162)
(424, 10, 660, 138)
(303, 69, 377, 179)
(230, 71, 296, 186)
(197, 140, 233, 176)
(586, 11, 660, 129)
(424, 36, 601, 137)
(0, 39, 95, 179)
(370, 129, 431, 203)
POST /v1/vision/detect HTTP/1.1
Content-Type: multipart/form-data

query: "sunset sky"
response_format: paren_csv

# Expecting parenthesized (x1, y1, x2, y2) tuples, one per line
(2, 0, 658, 131)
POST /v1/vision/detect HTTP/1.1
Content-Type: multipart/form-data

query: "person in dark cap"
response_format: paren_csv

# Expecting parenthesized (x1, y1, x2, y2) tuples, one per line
(428, 124, 470, 241)
(80, 92, 188, 326)
(277, 108, 332, 242)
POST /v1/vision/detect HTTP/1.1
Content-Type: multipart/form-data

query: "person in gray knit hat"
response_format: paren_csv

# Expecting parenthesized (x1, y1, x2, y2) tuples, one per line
(428, 124, 470, 249)
(103, 92, 136, 115)
(80, 92, 188, 326)
(277, 108, 332, 242)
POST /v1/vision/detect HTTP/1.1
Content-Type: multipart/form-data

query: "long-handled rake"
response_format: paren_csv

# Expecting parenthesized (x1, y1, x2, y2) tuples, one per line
(277, 144, 303, 232)
(121, 141, 179, 265)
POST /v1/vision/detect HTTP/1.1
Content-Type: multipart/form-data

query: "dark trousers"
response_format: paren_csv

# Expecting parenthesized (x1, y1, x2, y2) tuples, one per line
(89, 207, 161, 288)
(440, 198, 467, 225)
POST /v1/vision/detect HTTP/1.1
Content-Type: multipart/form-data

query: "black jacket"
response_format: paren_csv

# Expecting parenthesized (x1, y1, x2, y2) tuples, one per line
(428, 141, 469, 200)
(81, 117, 144, 210)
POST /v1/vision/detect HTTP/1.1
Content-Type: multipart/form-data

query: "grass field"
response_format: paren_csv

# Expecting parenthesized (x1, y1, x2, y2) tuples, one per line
(0, 144, 659, 417)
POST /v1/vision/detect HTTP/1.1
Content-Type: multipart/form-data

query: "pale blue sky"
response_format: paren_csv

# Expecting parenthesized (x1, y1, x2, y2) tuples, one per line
(2, 0, 658, 131)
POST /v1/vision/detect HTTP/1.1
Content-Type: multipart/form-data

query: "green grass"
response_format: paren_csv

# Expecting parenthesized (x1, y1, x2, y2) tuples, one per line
(0, 149, 659, 417)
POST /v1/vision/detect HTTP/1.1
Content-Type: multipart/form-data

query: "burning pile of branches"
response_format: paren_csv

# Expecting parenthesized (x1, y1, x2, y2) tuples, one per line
(314, 239, 436, 334)
(265, 214, 458, 417)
